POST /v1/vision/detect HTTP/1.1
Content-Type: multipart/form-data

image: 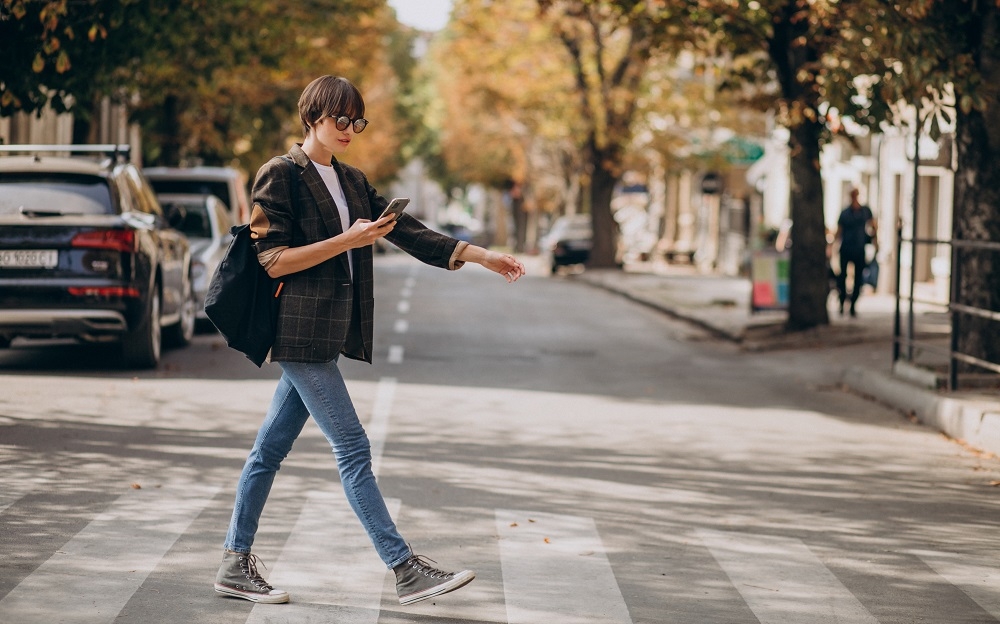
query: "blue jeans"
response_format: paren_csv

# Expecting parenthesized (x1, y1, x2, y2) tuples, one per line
(223, 359, 412, 569)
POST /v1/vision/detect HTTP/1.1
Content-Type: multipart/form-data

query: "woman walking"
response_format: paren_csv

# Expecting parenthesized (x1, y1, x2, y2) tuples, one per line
(214, 75, 525, 606)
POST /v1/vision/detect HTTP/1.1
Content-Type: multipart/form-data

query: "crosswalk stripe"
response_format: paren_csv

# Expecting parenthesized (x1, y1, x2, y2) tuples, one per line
(916, 550, 1000, 618)
(246, 492, 400, 622)
(0, 484, 217, 624)
(698, 530, 878, 624)
(496, 509, 633, 624)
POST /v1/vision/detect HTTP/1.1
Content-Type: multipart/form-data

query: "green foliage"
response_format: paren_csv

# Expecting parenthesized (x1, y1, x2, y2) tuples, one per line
(1, 0, 149, 116)
(1, 0, 412, 186)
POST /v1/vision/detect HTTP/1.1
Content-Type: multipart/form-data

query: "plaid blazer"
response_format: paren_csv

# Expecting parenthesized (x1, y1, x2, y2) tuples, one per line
(249, 144, 463, 364)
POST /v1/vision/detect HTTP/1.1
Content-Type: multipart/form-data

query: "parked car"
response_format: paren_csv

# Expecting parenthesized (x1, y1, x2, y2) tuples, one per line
(541, 214, 593, 274)
(156, 193, 234, 325)
(0, 145, 196, 368)
(143, 166, 249, 225)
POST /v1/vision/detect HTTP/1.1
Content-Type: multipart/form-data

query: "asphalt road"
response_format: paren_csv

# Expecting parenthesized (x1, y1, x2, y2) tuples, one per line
(2, 252, 1000, 624)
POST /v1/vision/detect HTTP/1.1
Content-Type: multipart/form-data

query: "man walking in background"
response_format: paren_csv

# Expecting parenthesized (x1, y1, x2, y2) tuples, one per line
(834, 187, 877, 317)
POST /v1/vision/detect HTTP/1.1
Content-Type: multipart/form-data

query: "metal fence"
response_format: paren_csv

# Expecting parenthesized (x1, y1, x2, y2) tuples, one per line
(894, 229, 1000, 391)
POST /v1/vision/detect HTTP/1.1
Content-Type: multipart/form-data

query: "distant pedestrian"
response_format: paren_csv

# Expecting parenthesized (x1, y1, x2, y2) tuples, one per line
(833, 188, 877, 317)
(214, 75, 525, 606)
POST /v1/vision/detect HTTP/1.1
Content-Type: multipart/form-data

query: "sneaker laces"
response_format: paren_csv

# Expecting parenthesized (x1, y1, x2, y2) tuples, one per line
(240, 553, 275, 591)
(406, 554, 454, 580)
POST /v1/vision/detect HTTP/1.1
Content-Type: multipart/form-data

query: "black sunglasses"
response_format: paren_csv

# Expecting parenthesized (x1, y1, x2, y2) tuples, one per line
(329, 115, 368, 133)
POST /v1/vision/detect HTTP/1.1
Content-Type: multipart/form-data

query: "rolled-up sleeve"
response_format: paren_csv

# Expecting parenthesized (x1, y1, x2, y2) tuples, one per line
(449, 241, 469, 270)
(250, 158, 296, 257)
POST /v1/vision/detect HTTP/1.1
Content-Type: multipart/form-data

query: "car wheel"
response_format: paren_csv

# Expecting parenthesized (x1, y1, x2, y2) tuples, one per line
(165, 277, 196, 347)
(123, 287, 161, 369)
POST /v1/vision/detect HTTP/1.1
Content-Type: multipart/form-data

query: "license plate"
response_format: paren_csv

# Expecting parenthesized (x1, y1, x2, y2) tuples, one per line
(0, 249, 59, 268)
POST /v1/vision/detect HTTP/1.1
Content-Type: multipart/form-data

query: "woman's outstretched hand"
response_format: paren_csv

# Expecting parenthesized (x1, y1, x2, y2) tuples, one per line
(459, 246, 525, 283)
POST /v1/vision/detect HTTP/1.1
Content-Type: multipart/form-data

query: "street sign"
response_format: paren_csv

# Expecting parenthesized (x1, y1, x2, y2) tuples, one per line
(701, 172, 722, 195)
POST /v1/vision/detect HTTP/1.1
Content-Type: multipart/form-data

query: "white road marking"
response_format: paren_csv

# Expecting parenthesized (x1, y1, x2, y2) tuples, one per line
(698, 529, 878, 624)
(393, 319, 408, 333)
(368, 377, 396, 479)
(397, 301, 410, 314)
(401, 287, 412, 298)
(0, 484, 218, 624)
(496, 509, 633, 624)
(916, 550, 1000, 618)
(387, 345, 404, 364)
(246, 492, 401, 622)
(404, 276, 416, 287)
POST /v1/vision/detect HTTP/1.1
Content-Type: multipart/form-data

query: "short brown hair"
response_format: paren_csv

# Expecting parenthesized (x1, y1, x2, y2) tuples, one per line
(298, 76, 365, 135)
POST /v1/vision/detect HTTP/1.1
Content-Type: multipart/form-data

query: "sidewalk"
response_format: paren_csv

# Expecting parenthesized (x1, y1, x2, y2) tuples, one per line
(569, 260, 1000, 457)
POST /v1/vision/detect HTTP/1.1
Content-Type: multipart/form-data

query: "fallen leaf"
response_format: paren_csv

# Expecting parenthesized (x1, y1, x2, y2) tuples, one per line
(544, 537, 551, 544)
(130, 483, 142, 489)
(510, 522, 518, 527)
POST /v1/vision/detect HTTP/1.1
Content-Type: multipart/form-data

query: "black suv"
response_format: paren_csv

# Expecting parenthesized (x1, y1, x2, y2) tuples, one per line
(0, 145, 196, 368)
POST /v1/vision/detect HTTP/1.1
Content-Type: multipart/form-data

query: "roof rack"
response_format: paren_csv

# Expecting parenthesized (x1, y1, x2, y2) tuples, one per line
(0, 144, 132, 160)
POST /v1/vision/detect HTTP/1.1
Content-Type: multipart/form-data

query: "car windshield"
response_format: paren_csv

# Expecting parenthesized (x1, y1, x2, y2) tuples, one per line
(169, 200, 212, 238)
(149, 179, 229, 206)
(553, 217, 592, 239)
(0, 173, 114, 216)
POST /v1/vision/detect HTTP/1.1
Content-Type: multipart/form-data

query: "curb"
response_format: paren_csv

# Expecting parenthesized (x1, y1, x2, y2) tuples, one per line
(577, 274, 887, 350)
(842, 366, 1000, 457)
(579, 278, 744, 341)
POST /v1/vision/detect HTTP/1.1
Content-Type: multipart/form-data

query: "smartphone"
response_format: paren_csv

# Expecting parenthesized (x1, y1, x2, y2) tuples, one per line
(377, 197, 410, 221)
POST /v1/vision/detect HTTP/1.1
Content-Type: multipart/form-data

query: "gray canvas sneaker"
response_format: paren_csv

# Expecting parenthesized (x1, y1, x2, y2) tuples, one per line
(214, 550, 289, 604)
(394, 554, 475, 605)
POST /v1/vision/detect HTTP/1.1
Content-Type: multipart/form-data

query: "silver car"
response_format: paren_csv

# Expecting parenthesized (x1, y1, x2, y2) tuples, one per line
(144, 166, 250, 225)
(156, 193, 234, 324)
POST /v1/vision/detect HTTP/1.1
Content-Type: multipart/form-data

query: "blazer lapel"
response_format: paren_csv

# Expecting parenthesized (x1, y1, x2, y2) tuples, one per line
(332, 158, 363, 224)
(289, 145, 349, 274)
(331, 158, 366, 274)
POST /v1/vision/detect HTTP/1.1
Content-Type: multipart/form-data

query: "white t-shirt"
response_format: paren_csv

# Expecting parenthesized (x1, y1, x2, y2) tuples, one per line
(312, 160, 353, 277)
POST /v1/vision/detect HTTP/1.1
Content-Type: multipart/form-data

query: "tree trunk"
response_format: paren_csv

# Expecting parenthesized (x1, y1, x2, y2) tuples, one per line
(588, 160, 621, 268)
(786, 119, 830, 330)
(767, 0, 829, 330)
(156, 94, 182, 166)
(951, 2, 1000, 371)
(511, 185, 528, 253)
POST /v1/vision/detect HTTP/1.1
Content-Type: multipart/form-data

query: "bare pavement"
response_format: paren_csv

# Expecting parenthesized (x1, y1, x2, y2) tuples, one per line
(572, 259, 1000, 459)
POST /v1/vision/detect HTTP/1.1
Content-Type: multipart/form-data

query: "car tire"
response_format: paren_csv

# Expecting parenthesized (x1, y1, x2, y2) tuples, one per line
(0, 336, 10, 349)
(123, 287, 161, 369)
(165, 277, 196, 347)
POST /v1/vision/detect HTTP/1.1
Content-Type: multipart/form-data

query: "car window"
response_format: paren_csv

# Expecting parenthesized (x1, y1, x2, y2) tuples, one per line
(170, 200, 213, 238)
(549, 216, 592, 239)
(124, 168, 163, 216)
(0, 173, 114, 215)
(149, 179, 231, 207)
